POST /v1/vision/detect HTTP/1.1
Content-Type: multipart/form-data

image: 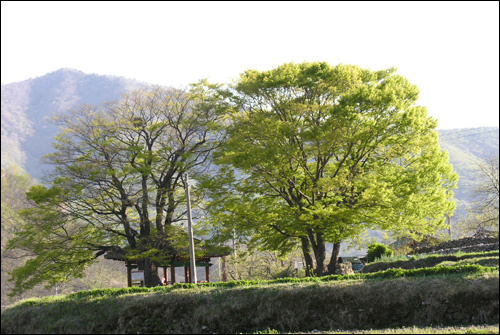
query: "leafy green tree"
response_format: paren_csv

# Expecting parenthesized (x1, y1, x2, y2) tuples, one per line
(1, 165, 36, 304)
(1, 165, 33, 245)
(203, 62, 457, 276)
(7, 84, 226, 293)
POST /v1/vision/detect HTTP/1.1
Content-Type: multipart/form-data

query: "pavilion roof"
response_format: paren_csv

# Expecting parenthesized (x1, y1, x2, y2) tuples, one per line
(103, 238, 231, 264)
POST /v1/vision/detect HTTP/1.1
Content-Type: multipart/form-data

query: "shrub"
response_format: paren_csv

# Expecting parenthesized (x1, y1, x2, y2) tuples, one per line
(367, 243, 394, 262)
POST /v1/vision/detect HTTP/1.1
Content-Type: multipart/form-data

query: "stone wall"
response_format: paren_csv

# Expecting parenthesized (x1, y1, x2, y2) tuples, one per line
(412, 236, 499, 255)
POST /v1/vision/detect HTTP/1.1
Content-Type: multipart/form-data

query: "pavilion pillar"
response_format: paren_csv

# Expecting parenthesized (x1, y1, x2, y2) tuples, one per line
(205, 266, 210, 283)
(126, 261, 132, 287)
(184, 266, 190, 283)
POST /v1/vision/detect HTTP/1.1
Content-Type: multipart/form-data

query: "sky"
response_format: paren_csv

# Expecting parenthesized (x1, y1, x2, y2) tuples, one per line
(1, 1, 499, 130)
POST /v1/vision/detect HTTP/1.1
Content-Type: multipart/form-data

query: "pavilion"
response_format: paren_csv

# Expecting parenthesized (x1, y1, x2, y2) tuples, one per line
(104, 241, 230, 286)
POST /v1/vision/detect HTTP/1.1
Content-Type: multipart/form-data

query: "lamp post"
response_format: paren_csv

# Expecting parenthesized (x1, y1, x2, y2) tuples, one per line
(185, 173, 197, 284)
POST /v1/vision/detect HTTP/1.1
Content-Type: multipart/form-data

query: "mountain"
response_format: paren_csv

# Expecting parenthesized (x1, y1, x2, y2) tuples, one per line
(1, 68, 498, 216)
(1, 68, 147, 179)
(438, 127, 499, 218)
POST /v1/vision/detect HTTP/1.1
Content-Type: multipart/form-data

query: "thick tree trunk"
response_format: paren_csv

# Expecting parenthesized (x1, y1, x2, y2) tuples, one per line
(305, 229, 327, 276)
(300, 237, 315, 277)
(327, 241, 342, 275)
(311, 233, 327, 276)
(139, 259, 162, 287)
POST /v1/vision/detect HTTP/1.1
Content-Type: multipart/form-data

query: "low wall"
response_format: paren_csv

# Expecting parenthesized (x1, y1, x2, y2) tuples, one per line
(412, 237, 499, 255)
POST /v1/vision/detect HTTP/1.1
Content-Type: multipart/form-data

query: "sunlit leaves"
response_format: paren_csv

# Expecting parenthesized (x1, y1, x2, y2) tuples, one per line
(205, 61, 458, 274)
(8, 84, 226, 292)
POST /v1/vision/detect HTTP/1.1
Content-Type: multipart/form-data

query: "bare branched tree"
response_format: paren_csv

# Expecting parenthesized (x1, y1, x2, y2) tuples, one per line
(459, 155, 499, 237)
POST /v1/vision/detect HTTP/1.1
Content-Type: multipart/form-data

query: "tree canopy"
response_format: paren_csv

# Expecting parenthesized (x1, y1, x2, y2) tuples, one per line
(7, 84, 226, 293)
(202, 62, 458, 275)
(7, 62, 459, 292)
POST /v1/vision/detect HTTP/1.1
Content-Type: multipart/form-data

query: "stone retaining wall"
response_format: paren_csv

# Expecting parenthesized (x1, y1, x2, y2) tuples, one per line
(412, 237, 499, 255)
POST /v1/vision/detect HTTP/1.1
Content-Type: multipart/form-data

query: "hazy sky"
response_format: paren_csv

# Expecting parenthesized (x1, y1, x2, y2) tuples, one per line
(1, 1, 498, 129)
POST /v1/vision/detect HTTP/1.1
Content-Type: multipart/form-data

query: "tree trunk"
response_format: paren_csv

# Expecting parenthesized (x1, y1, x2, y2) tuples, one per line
(140, 259, 162, 287)
(311, 233, 327, 276)
(306, 229, 327, 276)
(300, 237, 314, 277)
(327, 241, 342, 275)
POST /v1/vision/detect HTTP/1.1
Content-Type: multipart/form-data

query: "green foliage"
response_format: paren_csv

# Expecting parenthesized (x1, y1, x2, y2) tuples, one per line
(6, 85, 226, 293)
(367, 243, 394, 262)
(220, 248, 303, 281)
(1, 167, 127, 304)
(204, 61, 458, 276)
(1, 165, 53, 304)
(6, 181, 109, 296)
(1, 165, 33, 251)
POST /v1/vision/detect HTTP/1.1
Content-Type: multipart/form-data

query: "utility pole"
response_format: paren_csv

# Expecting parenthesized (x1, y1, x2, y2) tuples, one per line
(185, 173, 197, 284)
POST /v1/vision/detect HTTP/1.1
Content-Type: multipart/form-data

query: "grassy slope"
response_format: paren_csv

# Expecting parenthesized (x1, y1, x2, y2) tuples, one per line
(1, 255, 498, 334)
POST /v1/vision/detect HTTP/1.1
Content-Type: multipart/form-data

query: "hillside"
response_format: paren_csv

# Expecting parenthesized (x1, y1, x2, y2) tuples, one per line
(1, 68, 498, 192)
(1, 68, 147, 179)
(437, 127, 499, 218)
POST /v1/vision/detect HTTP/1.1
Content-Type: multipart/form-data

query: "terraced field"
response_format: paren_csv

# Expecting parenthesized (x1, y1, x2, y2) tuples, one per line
(2, 248, 498, 334)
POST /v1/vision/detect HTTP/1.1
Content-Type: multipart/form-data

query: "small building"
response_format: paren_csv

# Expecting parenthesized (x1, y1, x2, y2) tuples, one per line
(104, 240, 230, 286)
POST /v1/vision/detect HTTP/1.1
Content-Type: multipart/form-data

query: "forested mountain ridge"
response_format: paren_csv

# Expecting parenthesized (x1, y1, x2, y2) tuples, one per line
(1, 68, 147, 179)
(437, 127, 499, 218)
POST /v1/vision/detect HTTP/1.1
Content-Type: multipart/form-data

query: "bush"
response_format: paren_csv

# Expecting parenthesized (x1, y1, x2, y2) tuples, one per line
(367, 243, 394, 262)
